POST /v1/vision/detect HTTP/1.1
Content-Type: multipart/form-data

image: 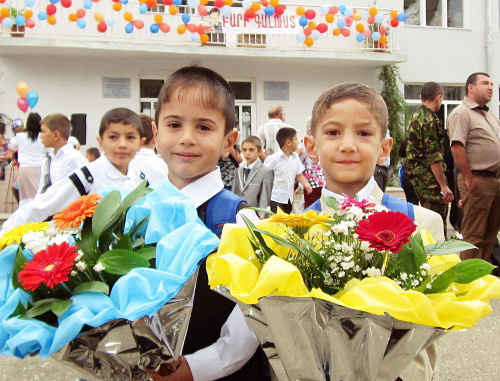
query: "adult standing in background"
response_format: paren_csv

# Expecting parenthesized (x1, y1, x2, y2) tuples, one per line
(8, 113, 49, 206)
(374, 129, 391, 192)
(257, 105, 294, 160)
(447, 72, 500, 262)
(406, 82, 453, 237)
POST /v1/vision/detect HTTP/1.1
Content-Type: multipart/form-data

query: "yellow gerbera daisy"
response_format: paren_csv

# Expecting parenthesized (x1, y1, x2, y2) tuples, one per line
(0, 222, 50, 248)
(270, 210, 333, 236)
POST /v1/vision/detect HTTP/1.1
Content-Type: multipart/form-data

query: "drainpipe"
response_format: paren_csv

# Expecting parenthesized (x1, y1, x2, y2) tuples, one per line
(485, 0, 492, 76)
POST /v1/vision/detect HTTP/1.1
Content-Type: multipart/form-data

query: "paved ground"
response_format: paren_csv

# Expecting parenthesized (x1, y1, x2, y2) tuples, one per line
(0, 299, 498, 380)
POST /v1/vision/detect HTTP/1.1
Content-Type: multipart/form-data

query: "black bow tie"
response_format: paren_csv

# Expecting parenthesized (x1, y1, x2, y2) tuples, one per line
(475, 105, 489, 112)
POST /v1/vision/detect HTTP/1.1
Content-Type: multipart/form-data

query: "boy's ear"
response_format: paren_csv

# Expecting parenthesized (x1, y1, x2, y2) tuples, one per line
(304, 135, 316, 157)
(377, 137, 393, 165)
(140, 137, 146, 148)
(152, 121, 158, 147)
(96, 136, 103, 151)
(221, 128, 238, 158)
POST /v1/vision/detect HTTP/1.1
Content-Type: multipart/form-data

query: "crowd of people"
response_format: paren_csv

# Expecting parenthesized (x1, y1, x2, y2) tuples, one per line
(0, 67, 498, 381)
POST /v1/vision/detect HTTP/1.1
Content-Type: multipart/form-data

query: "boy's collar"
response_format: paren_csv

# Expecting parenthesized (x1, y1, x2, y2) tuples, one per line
(322, 177, 376, 202)
(179, 168, 223, 208)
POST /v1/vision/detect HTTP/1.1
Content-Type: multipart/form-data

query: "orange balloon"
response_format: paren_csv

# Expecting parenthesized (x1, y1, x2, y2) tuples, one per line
(304, 36, 314, 47)
(16, 82, 29, 98)
(224, 0, 233, 5)
(123, 11, 133, 22)
(47, 15, 57, 25)
(332, 28, 341, 36)
(200, 0, 208, 4)
(200, 33, 209, 43)
(68, 13, 77, 22)
(356, 23, 364, 33)
(196, 23, 205, 34)
(308, 21, 317, 30)
(93, 11, 104, 23)
(270, 0, 279, 6)
(146, 0, 157, 7)
(296, 6, 305, 16)
(251, 2, 260, 11)
(352, 12, 362, 21)
(169, 4, 178, 15)
(390, 10, 398, 18)
(0, 8, 9, 18)
(369, 7, 378, 16)
(112, 2, 122, 11)
(325, 14, 334, 23)
(379, 35, 388, 44)
(24, 10, 33, 19)
(177, 24, 186, 34)
(154, 14, 163, 24)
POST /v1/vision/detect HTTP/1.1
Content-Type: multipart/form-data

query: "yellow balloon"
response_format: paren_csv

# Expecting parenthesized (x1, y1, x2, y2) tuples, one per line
(379, 35, 388, 44)
(224, 0, 233, 5)
(47, 15, 57, 25)
(16, 82, 29, 98)
(123, 11, 133, 22)
(296, 6, 305, 16)
(68, 13, 77, 22)
(200, 33, 209, 43)
(308, 21, 317, 30)
(177, 24, 186, 34)
(390, 10, 398, 18)
(325, 13, 334, 23)
(369, 7, 378, 16)
(169, 4, 178, 15)
(352, 12, 362, 21)
(270, 0, 279, 7)
(356, 23, 364, 33)
(93, 11, 104, 23)
(332, 28, 341, 36)
(304, 36, 314, 47)
(154, 14, 163, 24)
(24, 10, 33, 19)
(0, 8, 9, 18)
(112, 2, 122, 11)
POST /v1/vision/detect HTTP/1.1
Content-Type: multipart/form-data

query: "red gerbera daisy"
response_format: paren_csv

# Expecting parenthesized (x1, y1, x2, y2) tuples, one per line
(355, 211, 416, 253)
(18, 242, 79, 291)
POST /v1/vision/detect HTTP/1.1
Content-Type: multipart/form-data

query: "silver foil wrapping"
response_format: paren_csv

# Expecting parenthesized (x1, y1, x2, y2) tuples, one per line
(215, 286, 445, 381)
(52, 270, 198, 381)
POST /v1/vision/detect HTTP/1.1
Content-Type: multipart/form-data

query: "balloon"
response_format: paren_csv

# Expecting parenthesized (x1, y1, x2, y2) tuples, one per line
(25, 18, 35, 27)
(125, 22, 133, 33)
(93, 11, 104, 22)
(316, 23, 327, 33)
(250, 2, 260, 11)
(371, 32, 381, 41)
(368, 7, 378, 16)
(49, 0, 59, 3)
(196, 23, 205, 34)
(264, 5, 274, 17)
(356, 23, 364, 33)
(336, 18, 345, 29)
(46, 4, 56, 15)
(186, 23, 196, 32)
(173, 0, 181, 5)
(310, 29, 320, 40)
(68, 13, 77, 21)
(244, 9, 255, 19)
(319, 6, 328, 15)
(344, 6, 353, 16)
(303, 27, 311, 36)
(325, 14, 334, 23)
(177, 24, 186, 34)
(379, 35, 388, 44)
(139, 3, 147, 13)
(169, 4, 178, 15)
(241, 0, 251, 9)
(132, 19, 144, 29)
(398, 13, 408, 22)
(345, 16, 352, 27)
(16, 82, 29, 97)
(356, 33, 364, 42)
(150, 23, 159, 33)
(181, 13, 190, 24)
(154, 14, 163, 24)
(106, 18, 115, 26)
(340, 28, 350, 37)
(25, 0, 35, 6)
(187, 0, 199, 6)
(221, 5, 231, 16)
(146, 0, 157, 7)
(329, 6, 338, 15)
(123, 11, 133, 22)
(23, 9, 32, 18)
(295, 6, 305, 16)
(367, 16, 375, 24)
(332, 28, 341, 36)
(83, 0, 92, 9)
(1, 18, 12, 27)
(191, 33, 200, 42)
(76, 18, 86, 28)
(14, 16, 25, 26)
(295, 33, 305, 42)
(299, 16, 307, 27)
(112, 2, 122, 11)
(379, 27, 387, 35)
(363, 29, 371, 38)
(17, 98, 29, 113)
(76, 8, 85, 18)
(352, 12, 362, 21)
(61, 0, 72, 8)
(159, 22, 170, 33)
(375, 14, 383, 23)
(37, 11, 48, 20)
(304, 9, 315, 20)
(47, 15, 56, 25)
(120, 0, 128, 3)
(200, 33, 209, 43)
(308, 21, 316, 30)
(339, 4, 346, 14)
(269, 0, 278, 6)
(214, 0, 224, 8)
(390, 18, 400, 27)
(304, 36, 313, 47)
(274, 4, 285, 15)
(198, 4, 207, 15)
(390, 10, 398, 19)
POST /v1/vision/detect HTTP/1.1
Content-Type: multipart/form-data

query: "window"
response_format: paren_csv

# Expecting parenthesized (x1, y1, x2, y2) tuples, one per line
(404, 0, 463, 28)
(140, 79, 164, 117)
(229, 81, 252, 101)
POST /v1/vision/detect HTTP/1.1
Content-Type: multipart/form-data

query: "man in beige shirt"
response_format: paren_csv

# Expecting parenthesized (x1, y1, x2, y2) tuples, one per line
(446, 72, 500, 262)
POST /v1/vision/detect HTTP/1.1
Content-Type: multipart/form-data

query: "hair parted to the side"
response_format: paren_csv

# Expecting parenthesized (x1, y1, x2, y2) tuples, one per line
(310, 82, 389, 138)
(86, 147, 101, 159)
(99, 108, 143, 137)
(41, 114, 71, 140)
(465, 72, 490, 95)
(276, 127, 297, 148)
(139, 114, 155, 145)
(420, 82, 443, 102)
(242, 135, 262, 150)
(26, 112, 42, 142)
(155, 66, 235, 134)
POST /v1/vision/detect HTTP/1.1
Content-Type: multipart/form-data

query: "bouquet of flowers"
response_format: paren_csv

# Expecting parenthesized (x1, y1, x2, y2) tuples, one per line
(207, 196, 500, 380)
(0, 180, 219, 380)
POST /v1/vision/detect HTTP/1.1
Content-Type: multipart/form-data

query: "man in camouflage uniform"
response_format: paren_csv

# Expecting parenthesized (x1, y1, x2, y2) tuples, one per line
(406, 82, 454, 236)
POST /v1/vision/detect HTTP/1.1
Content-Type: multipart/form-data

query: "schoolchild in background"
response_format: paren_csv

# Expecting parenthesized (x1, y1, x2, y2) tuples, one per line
(85, 147, 101, 162)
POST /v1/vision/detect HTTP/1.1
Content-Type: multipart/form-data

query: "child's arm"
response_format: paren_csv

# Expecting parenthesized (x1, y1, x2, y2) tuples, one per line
(296, 173, 313, 194)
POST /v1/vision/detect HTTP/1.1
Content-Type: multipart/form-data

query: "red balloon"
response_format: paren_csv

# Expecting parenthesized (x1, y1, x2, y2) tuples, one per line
(340, 28, 350, 37)
(244, 9, 256, 19)
(196, 23, 205, 35)
(303, 27, 311, 37)
(316, 23, 328, 33)
(186, 23, 196, 32)
(274, 5, 285, 16)
(367, 16, 375, 24)
(97, 21, 107, 32)
(379, 26, 387, 35)
(17, 98, 28, 113)
(61, 0, 72, 8)
(213, 0, 224, 8)
(162, 0, 173, 5)
(159, 22, 170, 33)
(76, 8, 85, 18)
(304, 9, 316, 20)
(345, 16, 353, 27)
(46, 4, 57, 16)
(132, 19, 144, 29)
(25, 18, 35, 28)
(198, 4, 207, 16)
(329, 6, 339, 14)
(390, 18, 400, 27)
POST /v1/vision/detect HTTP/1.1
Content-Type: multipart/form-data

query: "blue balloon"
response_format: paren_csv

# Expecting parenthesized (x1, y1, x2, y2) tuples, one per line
(339, 4, 346, 15)
(299, 16, 308, 27)
(14, 16, 26, 26)
(49, 0, 59, 3)
(37, 11, 48, 21)
(181, 13, 190, 24)
(295, 33, 306, 43)
(372, 32, 381, 41)
(25, 0, 35, 7)
(106, 18, 116, 27)
(2, 18, 13, 27)
(311, 30, 321, 40)
(221, 5, 231, 16)
(337, 18, 346, 29)
(150, 23, 159, 33)
(191, 33, 200, 42)
(173, 0, 181, 5)
(242, 0, 251, 9)
(356, 33, 364, 42)
(76, 18, 86, 29)
(398, 12, 408, 22)
(26, 91, 39, 108)
(319, 6, 328, 15)
(83, 0, 92, 9)
(187, 0, 199, 7)
(125, 22, 133, 34)
(344, 6, 353, 16)
(120, 0, 128, 3)
(375, 14, 384, 23)
(264, 5, 275, 17)
(139, 3, 147, 14)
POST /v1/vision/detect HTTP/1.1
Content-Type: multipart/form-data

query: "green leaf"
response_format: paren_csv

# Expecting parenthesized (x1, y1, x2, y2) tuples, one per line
(132, 237, 145, 249)
(241, 215, 277, 261)
(12, 245, 26, 290)
(128, 216, 150, 238)
(92, 190, 122, 239)
(115, 233, 133, 251)
(73, 281, 110, 295)
(117, 180, 152, 215)
(425, 240, 477, 256)
(244, 206, 275, 216)
(135, 247, 156, 261)
(99, 249, 150, 275)
(51, 300, 72, 318)
(22, 298, 60, 319)
(76, 217, 98, 262)
(8, 301, 27, 319)
(324, 197, 338, 210)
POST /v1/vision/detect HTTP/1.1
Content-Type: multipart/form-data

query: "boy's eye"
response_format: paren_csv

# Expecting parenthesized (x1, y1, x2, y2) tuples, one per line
(127, 135, 137, 140)
(198, 124, 211, 131)
(326, 130, 340, 136)
(167, 122, 181, 129)
(358, 131, 373, 137)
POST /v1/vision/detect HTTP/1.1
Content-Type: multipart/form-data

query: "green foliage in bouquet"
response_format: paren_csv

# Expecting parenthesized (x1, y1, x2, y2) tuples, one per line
(243, 196, 494, 295)
(7, 181, 153, 324)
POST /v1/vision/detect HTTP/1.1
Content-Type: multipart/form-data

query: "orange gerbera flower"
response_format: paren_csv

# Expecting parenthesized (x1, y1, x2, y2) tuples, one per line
(53, 193, 102, 230)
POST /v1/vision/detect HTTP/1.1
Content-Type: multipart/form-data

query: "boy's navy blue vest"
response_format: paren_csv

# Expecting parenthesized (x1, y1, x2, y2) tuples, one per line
(184, 189, 267, 381)
(306, 193, 415, 221)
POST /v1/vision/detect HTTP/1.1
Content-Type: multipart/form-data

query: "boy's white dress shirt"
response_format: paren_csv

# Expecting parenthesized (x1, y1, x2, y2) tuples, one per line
(179, 168, 260, 381)
(130, 148, 168, 184)
(37, 142, 87, 194)
(264, 149, 304, 204)
(1, 154, 146, 233)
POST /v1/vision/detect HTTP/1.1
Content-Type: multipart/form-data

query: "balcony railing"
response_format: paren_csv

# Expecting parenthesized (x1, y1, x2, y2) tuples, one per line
(1, 1, 404, 55)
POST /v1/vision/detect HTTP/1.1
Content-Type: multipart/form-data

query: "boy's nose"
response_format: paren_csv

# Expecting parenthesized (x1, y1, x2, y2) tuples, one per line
(179, 128, 196, 145)
(338, 134, 356, 151)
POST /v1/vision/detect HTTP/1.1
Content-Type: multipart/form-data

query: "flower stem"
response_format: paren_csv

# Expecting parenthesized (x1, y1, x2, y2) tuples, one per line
(381, 252, 389, 276)
(60, 282, 72, 296)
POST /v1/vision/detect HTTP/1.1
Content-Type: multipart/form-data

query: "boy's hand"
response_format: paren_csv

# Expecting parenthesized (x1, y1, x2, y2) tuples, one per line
(304, 183, 313, 194)
(146, 356, 193, 381)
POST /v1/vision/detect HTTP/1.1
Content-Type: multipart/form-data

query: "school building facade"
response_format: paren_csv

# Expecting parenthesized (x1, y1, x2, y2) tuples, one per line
(0, 0, 498, 147)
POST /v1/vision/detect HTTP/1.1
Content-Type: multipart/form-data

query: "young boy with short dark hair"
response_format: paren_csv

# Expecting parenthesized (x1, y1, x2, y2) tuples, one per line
(1, 108, 146, 233)
(151, 66, 264, 380)
(264, 127, 312, 213)
(232, 136, 273, 217)
(85, 147, 100, 162)
(304, 82, 444, 381)
(38, 113, 87, 194)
